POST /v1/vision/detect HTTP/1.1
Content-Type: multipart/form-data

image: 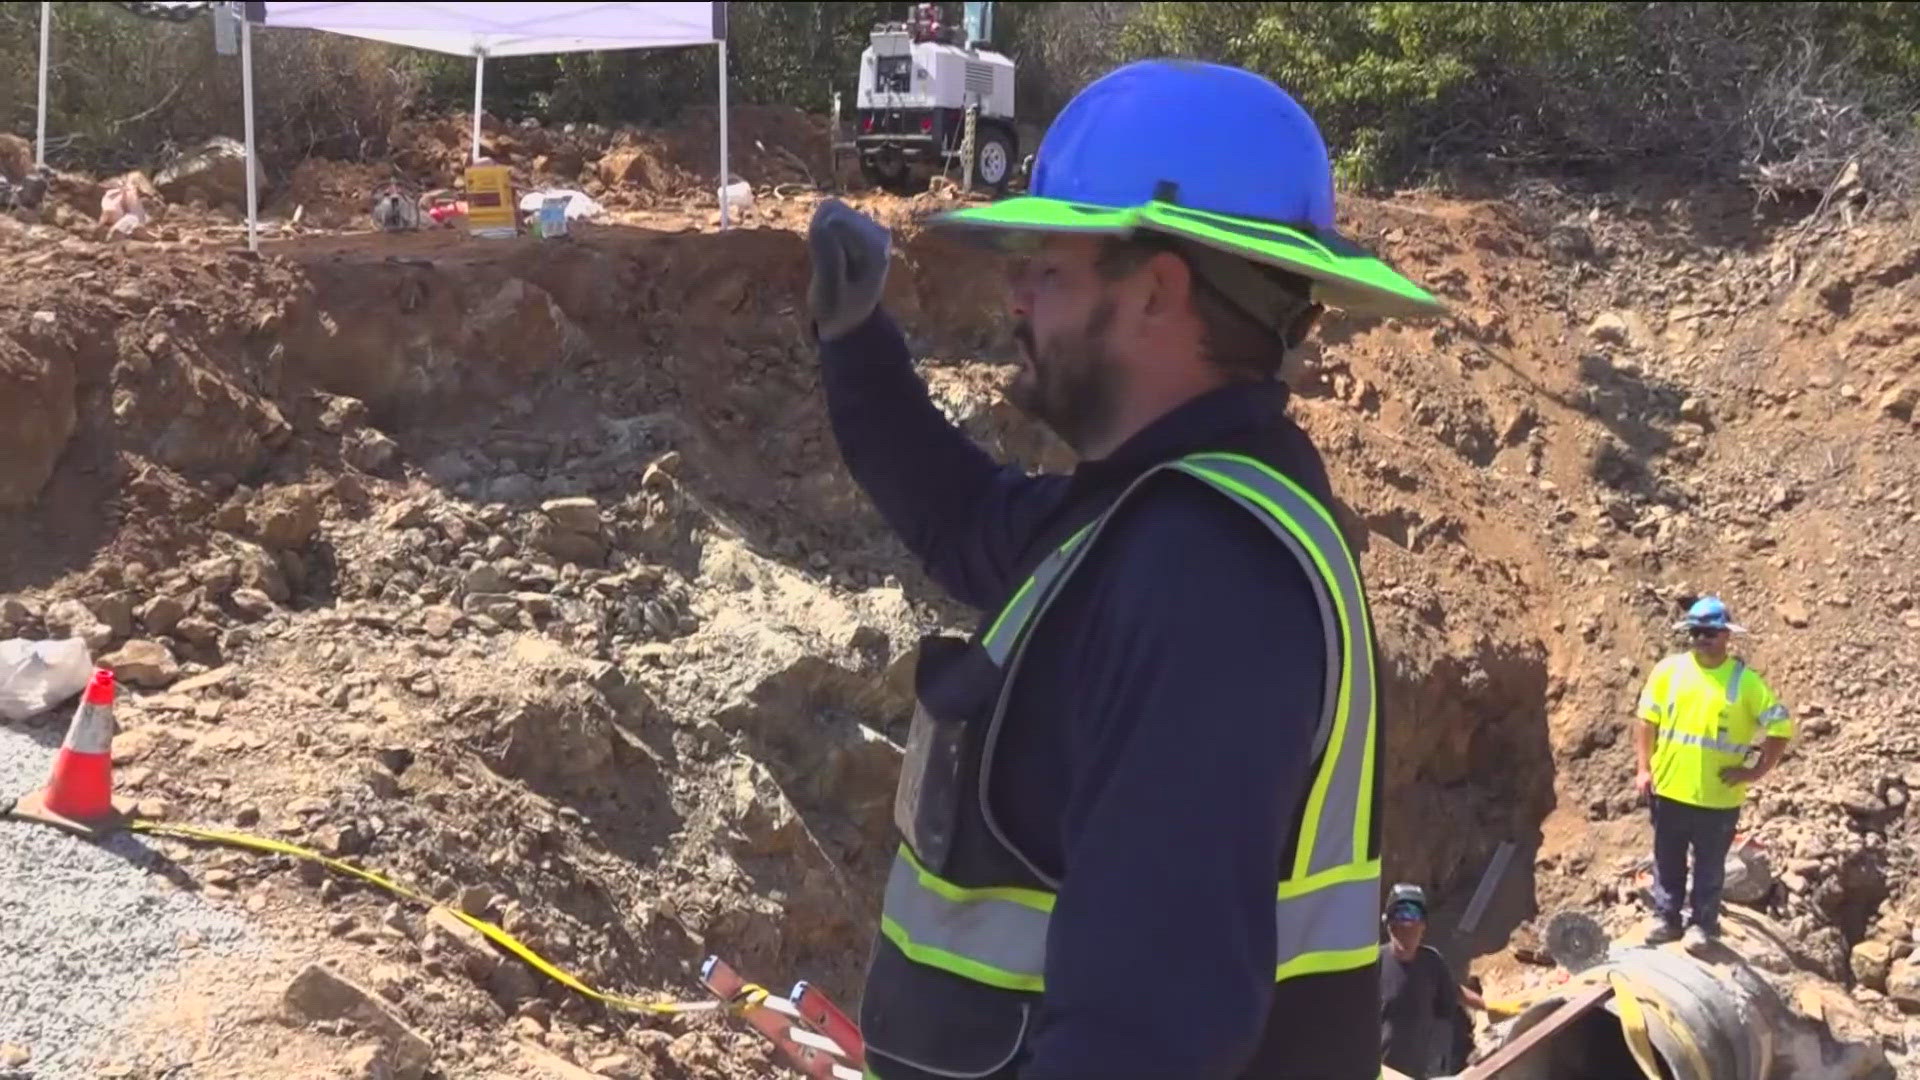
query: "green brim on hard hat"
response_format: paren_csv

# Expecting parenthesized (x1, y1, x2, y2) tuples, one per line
(928, 196, 1445, 319)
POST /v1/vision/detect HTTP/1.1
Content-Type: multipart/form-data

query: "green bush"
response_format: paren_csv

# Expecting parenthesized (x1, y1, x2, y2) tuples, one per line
(1118, 2, 1920, 194)
(0, 1, 418, 176)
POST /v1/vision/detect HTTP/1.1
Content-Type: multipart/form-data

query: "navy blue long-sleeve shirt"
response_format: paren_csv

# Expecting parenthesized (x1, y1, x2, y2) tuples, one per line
(823, 309, 1373, 1079)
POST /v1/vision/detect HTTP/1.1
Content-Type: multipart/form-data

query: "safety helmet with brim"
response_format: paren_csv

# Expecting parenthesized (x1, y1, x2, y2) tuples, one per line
(1673, 595, 1747, 635)
(926, 59, 1445, 320)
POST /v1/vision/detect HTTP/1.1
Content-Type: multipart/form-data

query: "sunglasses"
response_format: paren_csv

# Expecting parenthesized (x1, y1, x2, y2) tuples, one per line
(1688, 627, 1728, 639)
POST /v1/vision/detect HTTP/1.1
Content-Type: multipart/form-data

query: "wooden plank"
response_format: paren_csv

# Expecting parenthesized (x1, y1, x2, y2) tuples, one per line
(1455, 981, 1615, 1079)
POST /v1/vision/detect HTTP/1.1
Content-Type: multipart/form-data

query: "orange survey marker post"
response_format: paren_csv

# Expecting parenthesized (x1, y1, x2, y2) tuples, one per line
(464, 161, 516, 238)
(10, 668, 135, 836)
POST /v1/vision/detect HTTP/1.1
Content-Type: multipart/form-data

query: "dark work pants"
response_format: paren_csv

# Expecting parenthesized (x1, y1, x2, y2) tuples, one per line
(1649, 795, 1740, 929)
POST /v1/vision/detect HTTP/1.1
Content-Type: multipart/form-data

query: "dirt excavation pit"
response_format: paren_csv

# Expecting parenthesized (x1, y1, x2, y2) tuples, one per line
(4, 184, 1918, 1077)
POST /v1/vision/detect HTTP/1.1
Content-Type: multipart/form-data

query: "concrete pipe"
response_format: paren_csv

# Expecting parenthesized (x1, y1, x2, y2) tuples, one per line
(1486, 946, 1776, 1080)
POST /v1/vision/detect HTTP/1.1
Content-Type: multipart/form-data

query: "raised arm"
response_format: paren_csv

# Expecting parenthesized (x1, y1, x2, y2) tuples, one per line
(809, 200, 1066, 609)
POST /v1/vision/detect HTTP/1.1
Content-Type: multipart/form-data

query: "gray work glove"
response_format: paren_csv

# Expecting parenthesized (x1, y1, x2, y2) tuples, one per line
(808, 198, 892, 342)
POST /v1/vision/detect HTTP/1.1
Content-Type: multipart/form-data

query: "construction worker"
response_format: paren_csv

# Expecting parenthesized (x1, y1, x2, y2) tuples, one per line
(1634, 596, 1793, 946)
(805, 59, 1442, 1079)
(1378, 885, 1484, 1079)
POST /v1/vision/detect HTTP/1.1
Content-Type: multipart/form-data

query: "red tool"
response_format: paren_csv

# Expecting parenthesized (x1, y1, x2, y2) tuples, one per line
(792, 979, 865, 1068)
(700, 957, 864, 1080)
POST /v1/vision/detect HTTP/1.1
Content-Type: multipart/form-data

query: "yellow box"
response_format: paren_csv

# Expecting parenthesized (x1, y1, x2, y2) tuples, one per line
(464, 163, 516, 238)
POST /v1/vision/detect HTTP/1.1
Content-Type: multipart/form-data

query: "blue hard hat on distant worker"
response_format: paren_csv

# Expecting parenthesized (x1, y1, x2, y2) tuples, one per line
(927, 59, 1444, 318)
(1676, 595, 1747, 634)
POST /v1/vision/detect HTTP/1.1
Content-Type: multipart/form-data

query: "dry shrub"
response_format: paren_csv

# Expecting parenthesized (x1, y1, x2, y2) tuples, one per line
(0, 2, 416, 179)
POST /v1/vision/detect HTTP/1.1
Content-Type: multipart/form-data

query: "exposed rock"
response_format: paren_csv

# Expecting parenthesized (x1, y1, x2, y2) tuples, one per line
(48, 599, 113, 651)
(540, 497, 603, 536)
(1854, 940, 1894, 991)
(729, 757, 808, 857)
(465, 565, 508, 595)
(230, 588, 276, 620)
(1722, 847, 1774, 905)
(235, 542, 290, 603)
(529, 519, 606, 567)
(344, 427, 402, 476)
(425, 907, 500, 983)
(316, 393, 370, 435)
(0, 596, 32, 634)
(1888, 957, 1920, 1011)
(102, 639, 180, 689)
(85, 594, 135, 642)
(192, 555, 240, 597)
(0, 332, 78, 509)
(174, 616, 222, 647)
(1879, 385, 1916, 422)
(586, 1054, 640, 1080)
(597, 148, 671, 190)
(457, 885, 494, 918)
(138, 595, 187, 636)
(1588, 311, 1632, 345)
(421, 605, 462, 639)
(252, 486, 322, 549)
(517, 1043, 610, 1080)
(283, 964, 432, 1079)
(1778, 598, 1811, 628)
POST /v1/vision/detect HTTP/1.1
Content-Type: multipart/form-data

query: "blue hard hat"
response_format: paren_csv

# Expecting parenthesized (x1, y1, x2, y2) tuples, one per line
(1677, 596, 1747, 634)
(928, 59, 1442, 318)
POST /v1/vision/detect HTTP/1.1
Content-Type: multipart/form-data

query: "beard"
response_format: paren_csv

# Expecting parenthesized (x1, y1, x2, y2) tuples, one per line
(1007, 297, 1124, 456)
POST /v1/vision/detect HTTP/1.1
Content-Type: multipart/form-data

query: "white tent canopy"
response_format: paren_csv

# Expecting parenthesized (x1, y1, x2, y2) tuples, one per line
(30, 2, 733, 250)
(247, 1, 725, 55)
(244, 2, 733, 248)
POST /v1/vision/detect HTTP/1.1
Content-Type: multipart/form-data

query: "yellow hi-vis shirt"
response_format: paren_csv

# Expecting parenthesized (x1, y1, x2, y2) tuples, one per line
(1637, 653, 1792, 809)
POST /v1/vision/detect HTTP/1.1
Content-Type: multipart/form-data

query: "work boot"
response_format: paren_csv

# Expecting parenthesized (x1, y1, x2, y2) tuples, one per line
(1683, 922, 1720, 949)
(1646, 919, 1683, 945)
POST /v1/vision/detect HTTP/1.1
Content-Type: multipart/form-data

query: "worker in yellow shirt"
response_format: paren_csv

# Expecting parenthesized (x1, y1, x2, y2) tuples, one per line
(1633, 596, 1792, 946)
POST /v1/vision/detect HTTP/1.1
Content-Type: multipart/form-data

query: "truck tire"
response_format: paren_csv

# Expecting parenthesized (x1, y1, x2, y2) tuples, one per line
(973, 126, 1014, 195)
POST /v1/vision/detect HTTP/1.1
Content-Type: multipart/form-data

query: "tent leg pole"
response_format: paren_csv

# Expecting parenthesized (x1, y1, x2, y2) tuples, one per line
(717, 39, 730, 230)
(472, 51, 485, 162)
(241, 14, 258, 253)
(35, 1, 50, 167)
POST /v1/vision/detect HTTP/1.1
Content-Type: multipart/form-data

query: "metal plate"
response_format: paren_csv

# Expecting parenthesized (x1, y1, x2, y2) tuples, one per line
(1545, 910, 1611, 973)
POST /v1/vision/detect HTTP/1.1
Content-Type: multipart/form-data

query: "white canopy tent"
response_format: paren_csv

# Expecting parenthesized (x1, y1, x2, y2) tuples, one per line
(243, 2, 733, 249)
(29, 2, 733, 249)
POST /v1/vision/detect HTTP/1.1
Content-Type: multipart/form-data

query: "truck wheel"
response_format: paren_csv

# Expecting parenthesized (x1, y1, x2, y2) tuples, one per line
(974, 127, 1014, 195)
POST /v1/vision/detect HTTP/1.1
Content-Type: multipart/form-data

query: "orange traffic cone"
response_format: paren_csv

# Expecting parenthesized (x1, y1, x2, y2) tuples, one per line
(10, 668, 135, 836)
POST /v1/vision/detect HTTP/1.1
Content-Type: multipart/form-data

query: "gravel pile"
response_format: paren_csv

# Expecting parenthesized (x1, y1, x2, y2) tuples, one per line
(0, 721, 256, 1079)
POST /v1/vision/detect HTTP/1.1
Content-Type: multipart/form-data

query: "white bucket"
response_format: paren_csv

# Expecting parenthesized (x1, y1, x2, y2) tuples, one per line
(719, 178, 754, 217)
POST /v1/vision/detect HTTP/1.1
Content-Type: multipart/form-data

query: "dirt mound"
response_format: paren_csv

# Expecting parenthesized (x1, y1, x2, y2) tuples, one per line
(259, 105, 839, 231)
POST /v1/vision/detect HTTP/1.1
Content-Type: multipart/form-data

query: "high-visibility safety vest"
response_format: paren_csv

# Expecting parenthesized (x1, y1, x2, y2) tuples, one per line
(860, 451, 1383, 1080)
(1638, 653, 1792, 810)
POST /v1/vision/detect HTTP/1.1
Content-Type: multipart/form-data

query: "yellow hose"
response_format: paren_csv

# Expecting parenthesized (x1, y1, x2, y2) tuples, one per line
(130, 819, 727, 1016)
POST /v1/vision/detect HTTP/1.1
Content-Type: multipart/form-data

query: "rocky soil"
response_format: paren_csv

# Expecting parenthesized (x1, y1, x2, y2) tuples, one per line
(2, 112, 1918, 1077)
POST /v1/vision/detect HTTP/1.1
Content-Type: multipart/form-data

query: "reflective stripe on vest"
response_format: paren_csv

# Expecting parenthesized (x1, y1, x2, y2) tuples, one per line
(1661, 658, 1744, 719)
(884, 451, 1381, 990)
